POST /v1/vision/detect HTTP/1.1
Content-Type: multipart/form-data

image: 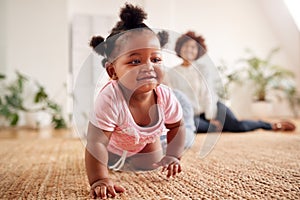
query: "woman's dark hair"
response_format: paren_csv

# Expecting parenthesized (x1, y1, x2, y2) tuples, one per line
(89, 3, 168, 67)
(175, 31, 207, 60)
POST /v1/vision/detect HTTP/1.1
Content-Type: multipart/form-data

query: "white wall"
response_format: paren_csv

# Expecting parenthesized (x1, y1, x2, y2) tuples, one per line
(67, 0, 144, 19)
(261, 0, 300, 85)
(3, 0, 68, 105)
(145, 0, 299, 66)
(145, 0, 299, 118)
(0, 0, 7, 74)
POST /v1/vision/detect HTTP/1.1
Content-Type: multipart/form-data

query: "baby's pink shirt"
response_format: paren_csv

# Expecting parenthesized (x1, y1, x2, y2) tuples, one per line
(90, 80, 182, 157)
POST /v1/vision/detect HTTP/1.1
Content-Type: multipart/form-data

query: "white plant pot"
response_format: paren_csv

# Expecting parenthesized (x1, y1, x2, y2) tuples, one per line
(25, 111, 52, 129)
(251, 101, 273, 118)
(272, 100, 295, 117)
(229, 83, 253, 118)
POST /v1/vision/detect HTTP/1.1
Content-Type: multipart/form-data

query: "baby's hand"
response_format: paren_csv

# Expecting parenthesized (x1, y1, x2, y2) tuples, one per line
(90, 178, 125, 199)
(154, 155, 181, 178)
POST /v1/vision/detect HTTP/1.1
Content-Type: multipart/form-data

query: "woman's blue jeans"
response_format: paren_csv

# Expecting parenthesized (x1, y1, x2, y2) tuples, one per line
(194, 101, 272, 133)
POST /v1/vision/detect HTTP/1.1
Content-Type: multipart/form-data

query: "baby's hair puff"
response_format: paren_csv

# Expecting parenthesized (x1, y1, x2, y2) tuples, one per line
(157, 31, 169, 48)
(89, 3, 169, 67)
(89, 36, 105, 56)
(118, 3, 147, 29)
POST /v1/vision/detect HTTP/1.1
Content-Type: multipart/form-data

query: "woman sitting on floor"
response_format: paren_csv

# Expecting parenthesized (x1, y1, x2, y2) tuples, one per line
(165, 31, 296, 133)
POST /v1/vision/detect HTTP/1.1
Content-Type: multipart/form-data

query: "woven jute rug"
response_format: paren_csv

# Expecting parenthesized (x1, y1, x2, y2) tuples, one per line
(0, 128, 299, 199)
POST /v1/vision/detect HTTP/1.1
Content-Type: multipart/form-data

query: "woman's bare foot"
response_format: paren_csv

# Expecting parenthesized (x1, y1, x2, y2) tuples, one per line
(272, 121, 296, 131)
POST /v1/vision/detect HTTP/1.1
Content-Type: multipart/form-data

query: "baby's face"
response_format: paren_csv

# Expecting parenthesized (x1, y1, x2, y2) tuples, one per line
(180, 39, 198, 62)
(111, 30, 164, 94)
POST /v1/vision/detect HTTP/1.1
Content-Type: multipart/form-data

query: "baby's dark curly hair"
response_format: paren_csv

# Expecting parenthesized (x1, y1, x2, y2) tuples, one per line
(175, 31, 207, 60)
(89, 3, 169, 67)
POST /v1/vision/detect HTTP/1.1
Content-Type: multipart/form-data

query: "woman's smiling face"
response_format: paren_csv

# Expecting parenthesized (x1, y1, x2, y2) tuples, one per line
(108, 30, 164, 94)
(180, 39, 198, 62)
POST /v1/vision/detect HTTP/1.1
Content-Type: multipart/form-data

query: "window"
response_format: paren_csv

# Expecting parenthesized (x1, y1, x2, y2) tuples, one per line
(284, 0, 300, 31)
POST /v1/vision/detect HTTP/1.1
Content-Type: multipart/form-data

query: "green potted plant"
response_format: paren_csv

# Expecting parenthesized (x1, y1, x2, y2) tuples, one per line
(239, 48, 294, 101)
(0, 72, 27, 126)
(216, 62, 242, 103)
(0, 71, 67, 129)
(33, 83, 67, 129)
(236, 47, 298, 117)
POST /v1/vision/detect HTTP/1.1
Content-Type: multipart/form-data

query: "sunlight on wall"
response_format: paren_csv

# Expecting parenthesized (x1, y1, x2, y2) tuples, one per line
(284, 0, 300, 31)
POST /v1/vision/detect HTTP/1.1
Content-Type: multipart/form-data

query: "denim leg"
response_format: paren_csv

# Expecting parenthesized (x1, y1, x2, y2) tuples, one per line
(160, 127, 195, 151)
(232, 120, 272, 132)
(216, 102, 272, 132)
(194, 114, 217, 133)
(172, 89, 196, 147)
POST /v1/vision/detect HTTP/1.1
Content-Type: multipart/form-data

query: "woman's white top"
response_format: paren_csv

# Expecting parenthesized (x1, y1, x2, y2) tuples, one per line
(165, 62, 218, 119)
